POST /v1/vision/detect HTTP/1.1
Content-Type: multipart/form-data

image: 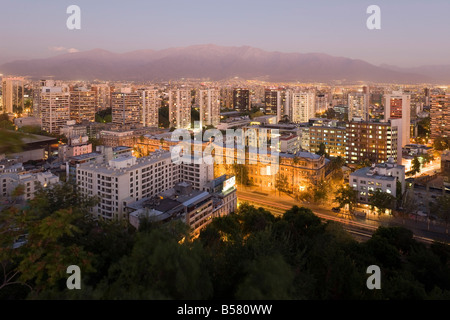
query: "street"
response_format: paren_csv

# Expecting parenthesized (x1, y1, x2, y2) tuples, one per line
(237, 187, 450, 245)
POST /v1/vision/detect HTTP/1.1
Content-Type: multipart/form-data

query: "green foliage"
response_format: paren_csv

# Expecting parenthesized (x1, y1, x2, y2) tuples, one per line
(433, 136, 450, 151)
(334, 184, 358, 212)
(232, 164, 252, 186)
(159, 106, 170, 128)
(316, 143, 327, 157)
(0, 129, 25, 154)
(275, 173, 290, 195)
(2, 187, 450, 300)
(95, 108, 112, 123)
(369, 189, 396, 214)
(431, 195, 450, 229)
(355, 159, 373, 170)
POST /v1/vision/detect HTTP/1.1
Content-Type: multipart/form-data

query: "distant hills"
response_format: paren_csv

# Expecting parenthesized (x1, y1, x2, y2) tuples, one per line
(0, 44, 448, 83)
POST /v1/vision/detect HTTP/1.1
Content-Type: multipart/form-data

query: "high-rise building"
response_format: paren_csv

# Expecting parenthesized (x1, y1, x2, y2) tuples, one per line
(92, 84, 112, 111)
(309, 125, 346, 158)
(1, 77, 24, 114)
(70, 89, 96, 123)
(315, 93, 329, 115)
(430, 94, 450, 139)
(290, 92, 315, 123)
(384, 91, 411, 148)
(233, 88, 250, 112)
(140, 89, 160, 128)
(76, 151, 180, 220)
(199, 88, 220, 128)
(111, 90, 141, 126)
(40, 87, 70, 134)
(265, 88, 289, 122)
(348, 92, 369, 121)
(169, 88, 191, 129)
(220, 87, 233, 109)
(345, 120, 400, 165)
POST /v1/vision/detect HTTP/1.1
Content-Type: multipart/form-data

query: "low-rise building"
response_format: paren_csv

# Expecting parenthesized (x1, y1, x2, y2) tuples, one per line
(128, 182, 214, 234)
(349, 158, 405, 204)
(0, 170, 59, 202)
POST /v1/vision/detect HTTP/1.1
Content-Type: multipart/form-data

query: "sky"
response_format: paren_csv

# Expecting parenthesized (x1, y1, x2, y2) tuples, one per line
(1, 0, 449, 67)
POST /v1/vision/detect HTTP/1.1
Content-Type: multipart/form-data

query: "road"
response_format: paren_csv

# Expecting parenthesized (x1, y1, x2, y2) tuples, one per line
(237, 188, 449, 245)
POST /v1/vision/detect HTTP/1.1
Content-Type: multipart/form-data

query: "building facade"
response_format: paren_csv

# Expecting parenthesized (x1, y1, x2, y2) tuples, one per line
(169, 88, 191, 129)
(70, 89, 97, 123)
(39, 87, 70, 134)
(350, 158, 405, 205)
(345, 120, 399, 165)
(430, 94, 450, 139)
(199, 88, 220, 128)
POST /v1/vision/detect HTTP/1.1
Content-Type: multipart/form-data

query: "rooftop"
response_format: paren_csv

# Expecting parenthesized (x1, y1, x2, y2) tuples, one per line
(351, 167, 396, 181)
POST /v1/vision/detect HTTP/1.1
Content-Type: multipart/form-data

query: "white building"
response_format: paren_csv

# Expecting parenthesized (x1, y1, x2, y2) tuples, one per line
(279, 134, 300, 154)
(199, 88, 220, 128)
(76, 150, 214, 221)
(290, 92, 315, 123)
(0, 171, 59, 202)
(169, 88, 191, 129)
(384, 91, 411, 148)
(76, 151, 180, 220)
(350, 158, 405, 204)
(348, 92, 369, 121)
(141, 89, 160, 128)
(39, 87, 70, 134)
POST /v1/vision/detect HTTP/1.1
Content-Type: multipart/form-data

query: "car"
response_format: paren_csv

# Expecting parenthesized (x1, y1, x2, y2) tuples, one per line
(332, 207, 341, 213)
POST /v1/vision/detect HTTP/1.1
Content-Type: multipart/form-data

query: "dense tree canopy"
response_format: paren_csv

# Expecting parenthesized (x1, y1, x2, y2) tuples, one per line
(1, 188, 449, 300)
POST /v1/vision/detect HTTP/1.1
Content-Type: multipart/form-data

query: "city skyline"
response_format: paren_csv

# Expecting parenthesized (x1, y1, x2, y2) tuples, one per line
(1, 0, 450, 68)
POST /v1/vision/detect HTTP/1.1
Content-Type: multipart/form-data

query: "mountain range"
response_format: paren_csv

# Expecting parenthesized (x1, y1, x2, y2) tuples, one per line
(0, 44, 448, 83)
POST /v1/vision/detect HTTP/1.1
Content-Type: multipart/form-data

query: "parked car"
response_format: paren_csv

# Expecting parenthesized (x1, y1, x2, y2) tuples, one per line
(332, 207, 341, 213)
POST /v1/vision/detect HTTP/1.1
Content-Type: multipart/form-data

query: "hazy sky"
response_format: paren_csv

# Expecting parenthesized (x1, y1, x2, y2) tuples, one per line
(1, 0, 449, 67)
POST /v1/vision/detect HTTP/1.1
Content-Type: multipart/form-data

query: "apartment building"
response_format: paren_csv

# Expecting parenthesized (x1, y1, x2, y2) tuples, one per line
(309, 125, 346, 158)
(384, 91, 411, 147)
(169, 88, 191, 129)
(140, 89, 160, 128)
(76, 150, 214, 221)
(348, 92, 369, 121)
(430, 94, 450, 139)
(350, 158, 405, 204)
(70, 88, 96, 123)
(0, 170, 59, 202)
(199, 88, 220, 128)
(290, 92, 315, 123)
(1, 76, 24, 114)
(345, 120, 400, 165)
(111, 91, 141, 126)
(76, 150, 180, 220)
(39, 87, 70, 134)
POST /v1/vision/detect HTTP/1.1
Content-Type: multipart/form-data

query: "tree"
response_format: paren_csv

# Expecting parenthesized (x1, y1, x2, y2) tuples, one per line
(334, 184, 358, 212)
(329, 156, 346, 181)
(355, 159, 373, 170)
(369, 189, 396, 214)
(275, 173, 290, 196)
(232, 164, 252, 187)
(411, 157, 421, 175)
(433, 137, 450, 151)
(316, 143, 327, 157)
(431, 195, 450, 234)
(158, 106, 170, 128)
(0, 182, 99, 296)
(0, 130, 25, 154)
